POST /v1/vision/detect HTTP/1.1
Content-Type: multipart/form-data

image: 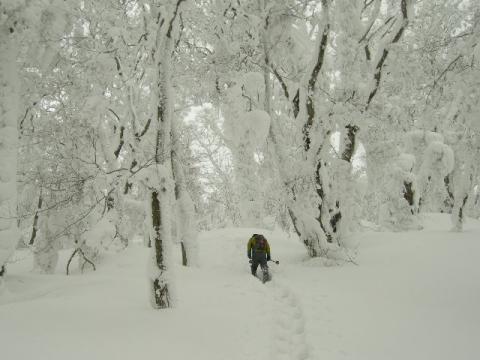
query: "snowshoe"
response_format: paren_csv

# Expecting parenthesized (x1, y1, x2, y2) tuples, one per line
(261, 267, 271, 283)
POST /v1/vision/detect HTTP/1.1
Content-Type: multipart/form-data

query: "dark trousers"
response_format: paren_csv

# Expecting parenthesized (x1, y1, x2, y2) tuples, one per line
(251, 252, 268, 276)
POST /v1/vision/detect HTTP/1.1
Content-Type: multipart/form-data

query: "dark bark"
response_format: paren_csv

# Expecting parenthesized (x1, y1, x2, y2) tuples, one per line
(364, 45, 371, 61)
(66, 248, 96, 275)
(288, 208, 319, 257)
(341, 125, 359, 162)
(272, 67, 290, 100)
(114, 126, 125, 158)
(458, 194, 469, 224)
(155, 104, 165, 164)
(0, 265, 5, 277)
(307, 25, 330, 95)
(166, 0, 186, 39)
(303, 23, 330, 152)
(135, 118, 152, 141)
(443, 175, 454, 213)
(181, 242, 187, 266)
(124, 181, 132, 195)
(287, 208, 301, 238)
(106, 195, 115, 211)
(366, 48, 389, 107)
(366, 0, 408, 109)
(29, 193, 43, 246)
(171, 152, 180, 199)
(293, 90, 300, 118)
(403, 181, 415, 214)
(129, 159, 138, 171)
(329, 204, 342, 237)
(151, 191, 170, 308)
(315, 160, 332, 243)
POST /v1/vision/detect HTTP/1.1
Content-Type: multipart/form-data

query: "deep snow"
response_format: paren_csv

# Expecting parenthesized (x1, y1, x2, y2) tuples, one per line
(1, 213, 479, 360)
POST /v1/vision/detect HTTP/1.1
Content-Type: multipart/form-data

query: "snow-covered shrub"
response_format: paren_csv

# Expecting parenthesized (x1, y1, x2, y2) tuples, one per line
(405, 130, 446, 172)
(417, 140, 454, 212)
(450, 160, 476, 232)
(379, 153, 421, 231)
(33, 211, 63, 274)
(78, 215, 117, 271)
(362, 136, 400, 223)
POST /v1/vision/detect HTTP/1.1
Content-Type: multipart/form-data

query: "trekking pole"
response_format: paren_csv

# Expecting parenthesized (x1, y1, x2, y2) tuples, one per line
(269, 259, 280, 265)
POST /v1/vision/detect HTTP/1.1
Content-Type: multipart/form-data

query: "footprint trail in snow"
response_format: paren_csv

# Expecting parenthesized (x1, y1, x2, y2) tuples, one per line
(268, 281, 311, 360)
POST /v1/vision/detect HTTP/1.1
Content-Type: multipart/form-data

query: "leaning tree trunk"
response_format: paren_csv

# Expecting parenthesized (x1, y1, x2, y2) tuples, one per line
(0, 14, 21, 290)
(260, 0, 332, 257)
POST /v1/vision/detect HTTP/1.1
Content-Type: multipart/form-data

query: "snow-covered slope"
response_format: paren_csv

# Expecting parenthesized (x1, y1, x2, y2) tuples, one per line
(1, 214, 479, 360)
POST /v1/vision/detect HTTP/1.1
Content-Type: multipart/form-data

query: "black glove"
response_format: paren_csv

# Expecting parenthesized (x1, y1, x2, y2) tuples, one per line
(267, 254, 271, 261)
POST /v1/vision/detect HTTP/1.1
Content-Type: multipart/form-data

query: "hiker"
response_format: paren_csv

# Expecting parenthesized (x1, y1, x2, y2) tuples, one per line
(247, 234, 271, 278)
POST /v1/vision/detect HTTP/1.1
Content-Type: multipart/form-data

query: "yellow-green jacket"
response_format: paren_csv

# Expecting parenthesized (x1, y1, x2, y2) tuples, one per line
(247, 235, 270, 258)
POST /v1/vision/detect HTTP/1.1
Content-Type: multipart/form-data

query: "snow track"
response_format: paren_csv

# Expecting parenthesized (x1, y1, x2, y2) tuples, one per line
(269, 280, 311, 360)
(201, 229, 313, 360)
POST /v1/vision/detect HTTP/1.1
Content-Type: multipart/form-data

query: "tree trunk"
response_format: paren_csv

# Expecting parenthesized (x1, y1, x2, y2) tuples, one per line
(261, 0, 333, 257)
(29, 192, 43, 246)
(147, 0, 185, 308)
(452, 194, 469, 232)
(181, 242, 187, 266)
(443, 175, 454, 213)
(403, 180, 415, 214)
(150, 190, 170, 308)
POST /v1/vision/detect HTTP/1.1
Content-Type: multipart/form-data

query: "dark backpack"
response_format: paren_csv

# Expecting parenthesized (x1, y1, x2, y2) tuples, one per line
(253, 234, 267, 252)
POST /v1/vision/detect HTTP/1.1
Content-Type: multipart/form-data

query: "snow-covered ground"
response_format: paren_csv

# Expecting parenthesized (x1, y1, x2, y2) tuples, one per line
(1, 213, 479, 360)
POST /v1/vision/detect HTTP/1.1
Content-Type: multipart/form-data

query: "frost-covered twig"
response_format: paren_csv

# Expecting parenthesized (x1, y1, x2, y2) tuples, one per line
(426, 54, 463, 101)
(66, 248, 96, 275)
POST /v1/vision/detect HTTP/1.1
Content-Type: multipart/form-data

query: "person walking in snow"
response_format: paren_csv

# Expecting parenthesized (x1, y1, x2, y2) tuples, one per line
(247, 234, 271, 281)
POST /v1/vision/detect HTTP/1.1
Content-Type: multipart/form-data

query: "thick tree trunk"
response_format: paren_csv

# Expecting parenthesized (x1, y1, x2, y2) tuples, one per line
(320, 125, 358, 245)
(147, 0, 185, 308)
(262, 0, 333, 257)
(150, 190, 170, 308)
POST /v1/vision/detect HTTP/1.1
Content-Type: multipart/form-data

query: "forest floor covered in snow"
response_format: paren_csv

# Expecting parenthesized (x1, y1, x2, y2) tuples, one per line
(1, 213, 479, 360)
